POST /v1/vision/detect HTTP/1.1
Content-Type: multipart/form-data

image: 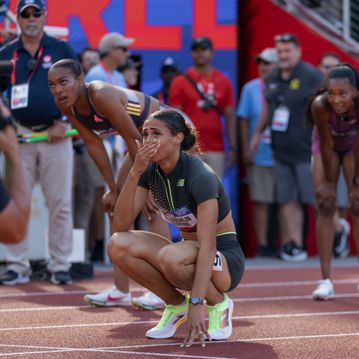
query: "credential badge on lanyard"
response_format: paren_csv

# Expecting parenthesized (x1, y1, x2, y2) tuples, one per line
(271, 105, 290, 132)
(10, 48, 43, 110)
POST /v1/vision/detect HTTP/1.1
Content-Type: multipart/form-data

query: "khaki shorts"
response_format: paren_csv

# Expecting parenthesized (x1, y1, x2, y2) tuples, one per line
(248, 166, 275, 204)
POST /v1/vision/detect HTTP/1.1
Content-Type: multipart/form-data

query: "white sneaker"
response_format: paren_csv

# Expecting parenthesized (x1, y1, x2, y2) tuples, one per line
(132, 291, 165, 311)
(312, 279, 334, 301)
(84, 286, 131, 307)
(146, 296, 188, 339)
(208, 293, 234, 340)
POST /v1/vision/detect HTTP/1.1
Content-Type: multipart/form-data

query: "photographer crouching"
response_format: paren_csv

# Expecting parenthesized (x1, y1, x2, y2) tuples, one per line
(0, 97, 29, 243)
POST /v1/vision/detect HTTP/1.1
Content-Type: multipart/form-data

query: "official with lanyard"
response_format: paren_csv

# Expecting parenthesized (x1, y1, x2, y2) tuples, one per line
(0, 0, 77, 286)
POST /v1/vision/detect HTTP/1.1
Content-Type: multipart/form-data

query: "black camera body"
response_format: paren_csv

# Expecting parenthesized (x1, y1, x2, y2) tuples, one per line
(200, 94, 217, 112)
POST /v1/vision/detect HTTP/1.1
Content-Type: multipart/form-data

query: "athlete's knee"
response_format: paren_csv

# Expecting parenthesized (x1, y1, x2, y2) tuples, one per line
(157, 245, 181, 272)
(317, 198, 336, 218)
(107, 232, 131, 262)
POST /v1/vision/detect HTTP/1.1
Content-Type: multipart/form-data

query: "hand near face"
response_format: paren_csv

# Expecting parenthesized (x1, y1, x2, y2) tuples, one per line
(131, 139, 160, 176)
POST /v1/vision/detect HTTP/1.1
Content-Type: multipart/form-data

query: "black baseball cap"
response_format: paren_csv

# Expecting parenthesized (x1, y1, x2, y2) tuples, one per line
(17, 0, 45, 14)
(160, 57, 179, 72)
(191, 37, 213, 50)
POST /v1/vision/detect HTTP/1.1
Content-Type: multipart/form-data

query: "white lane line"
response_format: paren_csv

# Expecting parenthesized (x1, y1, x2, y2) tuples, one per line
(234, 293, 359, 302)
(0, 305, 90, 313)
(1, 293, 358, 314)
(0, 349, 235, 359)
(237, 278, 359, 288)
(0, 287, 144, 299)
(239, 332, 359, 342)
(1, 310, 359, 331)
(0, 344, 236, 358)
(93, 350, 235, 358)
(0, 279, 357, 300)
(2, 332, 359, 357)
(0, 350, 67, 357)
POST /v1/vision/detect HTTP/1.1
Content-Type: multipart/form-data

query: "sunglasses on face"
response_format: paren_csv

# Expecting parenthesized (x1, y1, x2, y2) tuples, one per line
(321, 64, 336, 70)
(256, 59, 271, 65)
(20, 11, 43, 19)
(115, 47, 128, 52)
(274, 34, 299, 45)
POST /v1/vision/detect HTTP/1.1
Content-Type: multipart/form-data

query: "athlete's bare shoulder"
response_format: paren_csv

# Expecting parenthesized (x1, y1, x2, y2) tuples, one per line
(88, 81, 126, 103)
(312, 93, 328, 111)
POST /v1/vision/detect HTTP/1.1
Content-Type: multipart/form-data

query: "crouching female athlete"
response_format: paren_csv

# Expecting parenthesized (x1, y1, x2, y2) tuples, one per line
(309, 64, 359, 300)
(107, 109, 245, 346)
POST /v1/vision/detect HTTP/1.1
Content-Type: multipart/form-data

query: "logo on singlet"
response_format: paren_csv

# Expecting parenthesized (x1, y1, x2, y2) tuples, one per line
(176, 179, 185, 187)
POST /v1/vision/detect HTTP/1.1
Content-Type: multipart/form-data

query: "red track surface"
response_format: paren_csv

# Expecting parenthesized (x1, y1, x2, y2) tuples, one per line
(0, 262, 359, 358)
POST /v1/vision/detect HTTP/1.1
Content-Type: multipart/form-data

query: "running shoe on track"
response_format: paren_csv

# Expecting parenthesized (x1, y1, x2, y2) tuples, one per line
(146, 295, 188, 339)
(208, 293, 233, 340)
(84, 286, 131, 306)
(312, 279, 334, 301)
(132, 291, 165, 310)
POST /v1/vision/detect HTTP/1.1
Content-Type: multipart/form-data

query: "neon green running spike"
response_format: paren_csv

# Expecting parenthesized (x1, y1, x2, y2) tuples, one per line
(146, 295, 189, 339)
(208, 293, 233, 340)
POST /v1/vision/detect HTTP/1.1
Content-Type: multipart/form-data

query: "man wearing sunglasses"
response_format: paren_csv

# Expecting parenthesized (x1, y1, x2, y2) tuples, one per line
(0, 0, 77, 286)
(85, 32, 134, 87)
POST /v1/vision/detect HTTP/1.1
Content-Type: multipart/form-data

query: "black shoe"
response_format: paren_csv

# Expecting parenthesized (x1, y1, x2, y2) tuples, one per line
(279, 241, 308, 262)
(333, 218, 350, 258)
(50, 271, 73, 285)
(0, 270, 30, 285)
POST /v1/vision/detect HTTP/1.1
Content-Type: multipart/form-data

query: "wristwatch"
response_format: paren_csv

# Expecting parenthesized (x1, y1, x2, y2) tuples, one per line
(189, 297, 204, 305)
(353, 177, 359, 186)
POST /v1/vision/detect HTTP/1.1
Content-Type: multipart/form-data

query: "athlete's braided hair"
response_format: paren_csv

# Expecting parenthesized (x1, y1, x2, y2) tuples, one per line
(306, 63, 359, 127)
(149, 109, 198, 151)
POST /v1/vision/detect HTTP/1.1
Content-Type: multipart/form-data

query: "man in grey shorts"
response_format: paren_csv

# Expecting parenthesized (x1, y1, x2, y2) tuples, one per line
(251, 33, 323, 261)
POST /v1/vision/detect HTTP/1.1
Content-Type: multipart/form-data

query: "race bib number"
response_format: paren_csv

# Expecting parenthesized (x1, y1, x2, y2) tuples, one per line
(11, 83, 29, 110)
(271, 106, 290, 132)
(161, 206, 197, 230)
(213, 251, 223, 271)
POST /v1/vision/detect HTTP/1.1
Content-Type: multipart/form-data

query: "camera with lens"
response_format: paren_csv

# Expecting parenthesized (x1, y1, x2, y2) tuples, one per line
(200, 94, 217, 112)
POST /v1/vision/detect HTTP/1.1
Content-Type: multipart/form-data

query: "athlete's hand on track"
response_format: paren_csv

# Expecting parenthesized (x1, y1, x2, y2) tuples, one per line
(181, 305, 211, 348)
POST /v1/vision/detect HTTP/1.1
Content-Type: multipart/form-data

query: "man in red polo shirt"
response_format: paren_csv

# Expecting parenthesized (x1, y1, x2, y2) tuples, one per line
(169, 37, 236, 178)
